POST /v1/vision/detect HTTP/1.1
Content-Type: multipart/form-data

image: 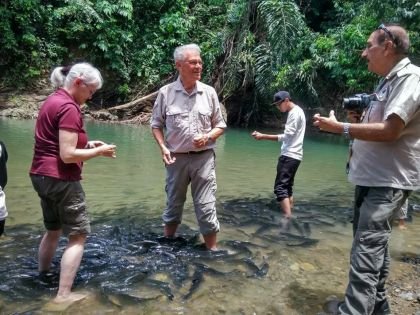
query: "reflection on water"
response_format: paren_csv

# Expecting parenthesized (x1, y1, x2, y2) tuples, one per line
(0, 119, 419, 314)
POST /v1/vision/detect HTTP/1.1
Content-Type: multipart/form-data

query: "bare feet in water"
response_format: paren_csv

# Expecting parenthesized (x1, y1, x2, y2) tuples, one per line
(398, 219, 407, 230)
(53, 292, 87, 304)
(43, 292, 88, 312)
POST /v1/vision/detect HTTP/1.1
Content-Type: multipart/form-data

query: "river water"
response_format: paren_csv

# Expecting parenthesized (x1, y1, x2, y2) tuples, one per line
(0, 118, 419, 314)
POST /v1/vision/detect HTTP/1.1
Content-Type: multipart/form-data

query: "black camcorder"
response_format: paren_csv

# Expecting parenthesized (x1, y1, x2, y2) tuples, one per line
(342, 93, 375, 113)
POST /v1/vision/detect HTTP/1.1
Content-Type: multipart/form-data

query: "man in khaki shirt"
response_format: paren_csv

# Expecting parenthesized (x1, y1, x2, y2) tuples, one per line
(314, 24, 419, 315)
(151, 44, 226, 250)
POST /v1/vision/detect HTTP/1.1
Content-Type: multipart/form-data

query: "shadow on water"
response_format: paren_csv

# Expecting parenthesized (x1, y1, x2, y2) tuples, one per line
(1, 196, 418, 313)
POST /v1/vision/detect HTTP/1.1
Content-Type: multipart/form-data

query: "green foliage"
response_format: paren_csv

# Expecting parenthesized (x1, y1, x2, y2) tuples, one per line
(0, 0, 419, 124)
(0, 1, 57, 84)
(271, 0, 419, 112)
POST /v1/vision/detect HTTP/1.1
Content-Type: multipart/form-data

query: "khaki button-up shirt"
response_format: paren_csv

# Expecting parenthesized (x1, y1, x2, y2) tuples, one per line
(151, 78, 227, 153)
(349, 58, 420, 189)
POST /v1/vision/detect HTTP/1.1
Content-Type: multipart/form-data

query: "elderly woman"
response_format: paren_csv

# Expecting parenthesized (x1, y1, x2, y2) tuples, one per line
(30, 62, 116, 303)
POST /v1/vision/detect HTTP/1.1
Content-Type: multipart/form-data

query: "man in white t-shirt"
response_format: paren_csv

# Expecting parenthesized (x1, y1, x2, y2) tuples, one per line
(252, 91, 306, 220)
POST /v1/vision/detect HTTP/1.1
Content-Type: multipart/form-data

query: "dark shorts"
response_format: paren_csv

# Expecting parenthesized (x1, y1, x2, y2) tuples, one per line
(30, 175, 90, 236)
(273, 155, 301, 201)
(0, 219, 4, 236)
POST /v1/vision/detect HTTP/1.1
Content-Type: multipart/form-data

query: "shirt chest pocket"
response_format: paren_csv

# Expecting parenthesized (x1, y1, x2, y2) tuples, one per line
(198, 107, 212, 128)
(365, 92, 387, 123)
(166, 107, 189, 130)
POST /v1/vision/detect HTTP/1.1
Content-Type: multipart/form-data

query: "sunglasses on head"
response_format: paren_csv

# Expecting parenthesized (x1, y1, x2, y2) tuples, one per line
(377, 24, 395, 43)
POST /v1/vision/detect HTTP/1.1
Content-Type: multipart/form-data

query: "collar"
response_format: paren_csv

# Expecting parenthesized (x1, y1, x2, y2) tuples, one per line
(56, 88, 81, 110)
(58, 87, 75, 100)
(385, 57, 410, 80)
(174, 76, 204, 95)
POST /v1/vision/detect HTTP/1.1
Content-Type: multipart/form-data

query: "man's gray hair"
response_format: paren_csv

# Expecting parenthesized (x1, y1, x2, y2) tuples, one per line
(376, 24, 410, 56)
(173, 44, 201, 62)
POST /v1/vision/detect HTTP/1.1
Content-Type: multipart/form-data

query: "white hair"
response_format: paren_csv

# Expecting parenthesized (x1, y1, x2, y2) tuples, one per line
(50, 62, 103, 90)
(50, 67, 66, 89)
(173, 44, 201, 62)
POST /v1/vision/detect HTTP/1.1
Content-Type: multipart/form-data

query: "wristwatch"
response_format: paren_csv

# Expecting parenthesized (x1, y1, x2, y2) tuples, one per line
(343, 123, 351, 139)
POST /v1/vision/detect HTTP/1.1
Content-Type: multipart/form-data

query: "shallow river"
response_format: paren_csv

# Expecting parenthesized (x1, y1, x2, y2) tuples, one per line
(0, 118, 418, 314)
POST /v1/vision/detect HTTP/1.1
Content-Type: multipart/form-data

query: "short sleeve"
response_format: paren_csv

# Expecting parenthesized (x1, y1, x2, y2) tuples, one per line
(57, 103, 83, 132)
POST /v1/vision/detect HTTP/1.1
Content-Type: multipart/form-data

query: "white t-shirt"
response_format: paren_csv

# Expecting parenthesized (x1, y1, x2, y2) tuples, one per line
(349, 58, 420, 190)
(278, 104, 306, 161)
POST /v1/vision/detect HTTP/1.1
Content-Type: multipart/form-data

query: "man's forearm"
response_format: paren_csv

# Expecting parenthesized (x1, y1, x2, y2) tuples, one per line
(341, 117, 404, 142)
(207, 127, 225, 141)
(314, 112, 405, 142)
(152, 128, 166, 151)
(263, 134, 281, 141)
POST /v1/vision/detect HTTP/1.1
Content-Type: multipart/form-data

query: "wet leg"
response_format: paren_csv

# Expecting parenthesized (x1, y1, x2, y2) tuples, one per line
(279, 198, 292, 218)
(203, 232, 217, 250)
(38, 229, 62, 272)
(54, 233, 87, 303)
(398, 219, 406, 230)
(164, 223, 179, 237)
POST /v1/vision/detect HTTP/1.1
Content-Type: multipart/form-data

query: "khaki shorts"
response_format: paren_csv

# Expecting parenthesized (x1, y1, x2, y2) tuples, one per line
(30, 175, 90, 236)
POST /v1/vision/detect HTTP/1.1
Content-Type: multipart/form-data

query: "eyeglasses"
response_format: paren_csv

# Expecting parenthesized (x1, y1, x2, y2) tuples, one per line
(377, 24, 395, 43)
(185, 60, 203, 66)
(82, 82, 97, 96)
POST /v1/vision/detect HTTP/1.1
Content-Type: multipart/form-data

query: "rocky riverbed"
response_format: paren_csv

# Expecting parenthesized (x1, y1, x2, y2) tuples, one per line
(387, 256, 420, 315)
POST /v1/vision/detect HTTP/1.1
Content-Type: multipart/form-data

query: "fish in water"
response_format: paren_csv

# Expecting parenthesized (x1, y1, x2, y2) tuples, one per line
(0, 195, 354, 311)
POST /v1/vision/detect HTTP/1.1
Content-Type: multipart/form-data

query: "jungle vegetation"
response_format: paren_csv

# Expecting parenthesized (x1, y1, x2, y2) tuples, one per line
(0, 0, 419, 126)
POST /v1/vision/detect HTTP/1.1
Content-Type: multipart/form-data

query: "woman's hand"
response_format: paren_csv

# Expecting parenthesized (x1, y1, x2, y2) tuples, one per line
(98, 144, 116, 158)
(86, 140, 106, 149)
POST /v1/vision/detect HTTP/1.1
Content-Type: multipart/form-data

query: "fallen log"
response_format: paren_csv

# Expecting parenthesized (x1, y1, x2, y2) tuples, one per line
(107, 91, 158, 112)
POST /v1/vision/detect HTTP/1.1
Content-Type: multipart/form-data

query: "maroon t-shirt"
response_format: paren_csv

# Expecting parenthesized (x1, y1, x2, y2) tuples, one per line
(30, 89, 88, 181)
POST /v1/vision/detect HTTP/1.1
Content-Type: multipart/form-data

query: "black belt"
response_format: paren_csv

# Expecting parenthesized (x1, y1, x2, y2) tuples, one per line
(174, 149, 211, 154)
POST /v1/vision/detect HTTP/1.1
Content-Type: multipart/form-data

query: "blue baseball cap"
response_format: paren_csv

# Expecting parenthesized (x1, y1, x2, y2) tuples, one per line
(272, 91, 290, 105)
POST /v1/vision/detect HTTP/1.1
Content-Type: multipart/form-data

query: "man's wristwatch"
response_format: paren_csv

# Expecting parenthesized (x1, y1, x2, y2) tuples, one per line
(343, 123, 351, 139)
(207, 134, 213, 142)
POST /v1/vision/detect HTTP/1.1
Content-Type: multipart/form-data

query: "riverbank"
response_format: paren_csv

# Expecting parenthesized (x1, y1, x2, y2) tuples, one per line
(0, 89, 131, 123)
(0, 88, 318, 128)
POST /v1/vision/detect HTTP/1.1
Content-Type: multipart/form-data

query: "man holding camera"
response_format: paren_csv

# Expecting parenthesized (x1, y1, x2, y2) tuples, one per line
(313, 24, 420, 314)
